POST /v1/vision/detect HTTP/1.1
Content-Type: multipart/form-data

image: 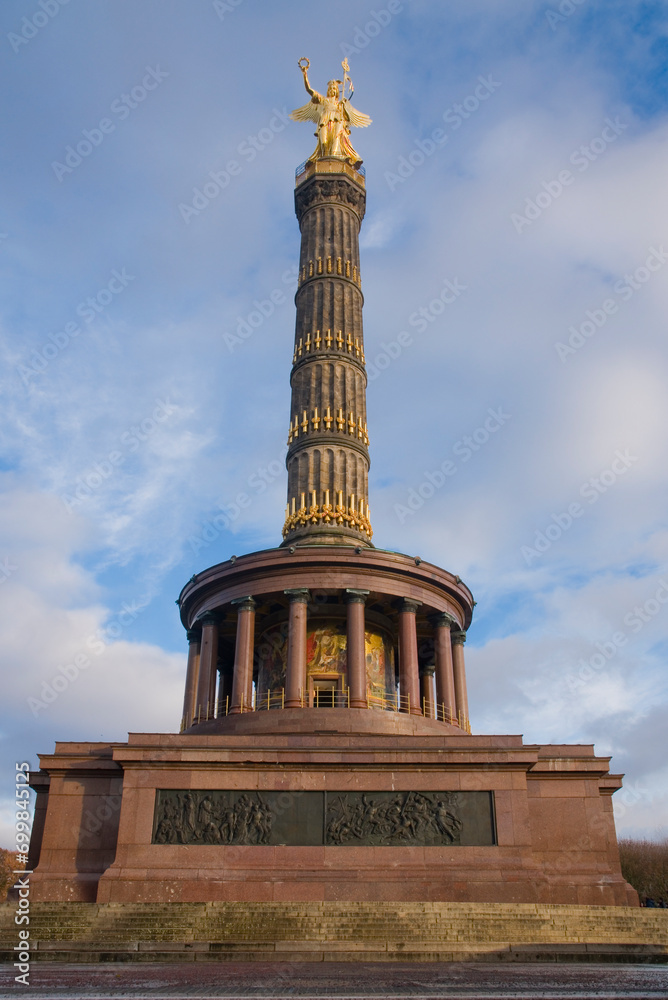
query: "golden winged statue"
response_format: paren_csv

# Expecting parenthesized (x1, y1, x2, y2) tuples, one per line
(291, 57, 372, 167)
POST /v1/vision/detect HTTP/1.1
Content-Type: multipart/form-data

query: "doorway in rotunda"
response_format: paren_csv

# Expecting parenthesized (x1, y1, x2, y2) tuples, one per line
(308, 672, 345, 708)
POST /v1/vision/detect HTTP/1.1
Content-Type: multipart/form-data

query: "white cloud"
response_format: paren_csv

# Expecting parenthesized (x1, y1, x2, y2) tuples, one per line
(0, 487, 183, 846)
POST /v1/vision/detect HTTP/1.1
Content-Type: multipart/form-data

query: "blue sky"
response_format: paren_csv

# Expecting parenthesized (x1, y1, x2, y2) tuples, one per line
(1, 0, 668, 845)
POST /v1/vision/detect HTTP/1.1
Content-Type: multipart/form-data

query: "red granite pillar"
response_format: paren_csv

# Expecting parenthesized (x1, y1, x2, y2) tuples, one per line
(181, 629, 201, 729)
(217, 660, 234, 717)
(284, 589, 309, 708)
(346, 589, 369, 709)
(194, 613, 219, 721)
(229, 597, 256, 714)
(419, 665, 436, 718)
(431, 613, 457, 724)
(451, 629, 470, 730)
(398, 599, 422, 715)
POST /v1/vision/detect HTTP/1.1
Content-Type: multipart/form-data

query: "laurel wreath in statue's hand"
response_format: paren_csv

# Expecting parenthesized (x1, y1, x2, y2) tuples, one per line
(298, 57, 310, 72)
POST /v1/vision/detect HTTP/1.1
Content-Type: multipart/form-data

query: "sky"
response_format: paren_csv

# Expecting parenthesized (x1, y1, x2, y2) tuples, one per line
(1, 0, 667, 849)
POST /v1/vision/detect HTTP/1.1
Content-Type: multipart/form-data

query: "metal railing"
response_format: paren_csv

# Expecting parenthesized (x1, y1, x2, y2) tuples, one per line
(181, 687, 470, 734)
(255, 689, 286, 711)
(306, 688, 350, 709)
(365, 691, 470, 732)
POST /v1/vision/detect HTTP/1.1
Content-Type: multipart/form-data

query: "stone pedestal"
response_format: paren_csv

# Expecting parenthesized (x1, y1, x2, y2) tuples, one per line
(28, 720, 636, 906)
(27, 544, 636, 907)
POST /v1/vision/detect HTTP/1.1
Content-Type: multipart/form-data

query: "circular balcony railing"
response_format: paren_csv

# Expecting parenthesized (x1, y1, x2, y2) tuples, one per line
(181, 687, 471, 734)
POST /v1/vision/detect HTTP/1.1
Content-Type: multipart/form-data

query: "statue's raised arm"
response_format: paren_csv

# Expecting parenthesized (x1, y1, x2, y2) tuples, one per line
(290, 58, 371, 168)
(298, 57, 318, 101)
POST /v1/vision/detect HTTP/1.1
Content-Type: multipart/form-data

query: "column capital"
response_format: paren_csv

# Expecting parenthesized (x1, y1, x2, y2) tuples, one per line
(428, 611, 457, 629)
(345, 588, 369, 604)
(399, 598, 421, 615)
(284, 588, 310, 604)
(451, 629, 467, 646)
(197, 611, 221, 628)
(231, 596, 256, 612)
(419, 664, 436, 677)
(186, 629, 201, 644)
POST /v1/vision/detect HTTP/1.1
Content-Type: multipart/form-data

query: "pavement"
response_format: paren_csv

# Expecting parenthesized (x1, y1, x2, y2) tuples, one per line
(1, 962, 668, 999)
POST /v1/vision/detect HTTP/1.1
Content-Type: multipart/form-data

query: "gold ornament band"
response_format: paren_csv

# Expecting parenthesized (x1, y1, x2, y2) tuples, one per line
(283, 492, 372, 539)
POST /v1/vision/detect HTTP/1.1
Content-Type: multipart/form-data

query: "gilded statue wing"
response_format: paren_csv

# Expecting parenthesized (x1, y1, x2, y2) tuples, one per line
(342, 99, 372, 128)
(290, 98, 322, 123)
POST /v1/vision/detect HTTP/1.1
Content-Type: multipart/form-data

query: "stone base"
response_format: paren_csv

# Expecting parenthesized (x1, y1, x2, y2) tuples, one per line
(1, 901, 665, 964)
(27, 725, 637, 908)
(182, 706, 464, 736)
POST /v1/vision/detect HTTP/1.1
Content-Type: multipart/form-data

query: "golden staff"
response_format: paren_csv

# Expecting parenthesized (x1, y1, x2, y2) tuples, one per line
(341, 57, 353, 100)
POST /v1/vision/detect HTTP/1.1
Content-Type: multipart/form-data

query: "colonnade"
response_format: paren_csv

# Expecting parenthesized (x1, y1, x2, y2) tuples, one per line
(181, 593, 469, 730)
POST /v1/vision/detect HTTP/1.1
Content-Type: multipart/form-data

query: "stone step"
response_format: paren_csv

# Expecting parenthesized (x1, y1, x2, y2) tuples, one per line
(1, 942, 666, 964)
(2, 901, 667, 965)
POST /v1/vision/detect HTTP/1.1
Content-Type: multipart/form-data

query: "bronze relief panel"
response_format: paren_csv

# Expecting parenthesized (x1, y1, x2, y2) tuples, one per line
(152, 789, 495, 847)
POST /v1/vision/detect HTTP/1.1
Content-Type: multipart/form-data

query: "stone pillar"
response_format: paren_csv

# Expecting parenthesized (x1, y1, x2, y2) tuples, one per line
(284, 589, 310, 708)
(419, 665, 436, 718)
(217, 658, 234, 717)
(181, 629, 201, 728)
(451, 630, 470, 729)
(398, 599, 422, 715)
(346, 589, 369, 709)
(194, 612, 219, 721)
(430, 613, 457, 724)
(229, 597, 256, 714)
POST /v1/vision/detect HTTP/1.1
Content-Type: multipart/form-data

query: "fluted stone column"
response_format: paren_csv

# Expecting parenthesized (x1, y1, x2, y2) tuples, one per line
(182, 629, 201, 727)
(419, 665, 436, 719)
(431, 613, 457, 724)
(398, 599, 422, 715)
(346, 589, 369, 708)
(195, 612, 219, 721)
(285, 589, 310, 708)
(451, 629, 470, 728)
(229, 597, 256, 714)
(282, 160, 372, 547)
